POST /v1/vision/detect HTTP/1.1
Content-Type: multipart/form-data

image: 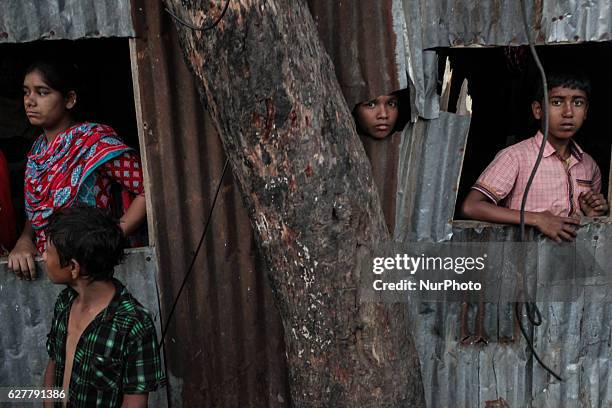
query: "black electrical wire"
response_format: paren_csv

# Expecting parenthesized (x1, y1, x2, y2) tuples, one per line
(158, 0, 231, 349)
(515, 303, 561, 381)
(159, 159, 230, 348)
(518, 3, 549, 242)
(517, 0, 563, 382)
(164, 0, 230, 31)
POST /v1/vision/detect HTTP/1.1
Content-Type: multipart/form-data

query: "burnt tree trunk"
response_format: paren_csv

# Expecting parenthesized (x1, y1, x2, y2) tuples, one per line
(164, 0, 425, 406)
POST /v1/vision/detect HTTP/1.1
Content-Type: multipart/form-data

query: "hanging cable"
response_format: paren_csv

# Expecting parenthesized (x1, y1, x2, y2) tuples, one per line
(516, 0, 563, 382)
(159, 158, 230, 348)
(164, 0, 231, 32)
(158, 0, 232, 348)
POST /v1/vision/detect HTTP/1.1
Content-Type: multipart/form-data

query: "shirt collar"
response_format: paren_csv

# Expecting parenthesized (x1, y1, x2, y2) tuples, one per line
(533, 131, 584, 160)
(62, 278, 128, 321)
(100, 279, 130, 321)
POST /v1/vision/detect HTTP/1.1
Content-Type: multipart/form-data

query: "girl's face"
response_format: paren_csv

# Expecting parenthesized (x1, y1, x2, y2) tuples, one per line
(354, 94, 398, 139)
(23, 70, 75, 131)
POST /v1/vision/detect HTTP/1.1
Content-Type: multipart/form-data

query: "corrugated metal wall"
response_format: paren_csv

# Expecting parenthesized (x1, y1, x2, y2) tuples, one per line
(308, 0, 407, 234)
(130, 2, 411, 405)
(395, 112, 471, 242)
(0, 0, 134, 43)
(126, 1, 612, 405)
(8, 0, 612, 407)
(130, 2, 289, 407)
(406, 224, 612, 408)
(131, 2, 415, 405)
(412, 0, 612, 47)
(0, 1, 411, 406)
(398, 1, 612, 407)
(307, 0, 404, 109)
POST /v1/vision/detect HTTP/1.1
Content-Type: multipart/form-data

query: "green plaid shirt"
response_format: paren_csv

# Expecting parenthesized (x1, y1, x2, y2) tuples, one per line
(46, 279, 166, 407)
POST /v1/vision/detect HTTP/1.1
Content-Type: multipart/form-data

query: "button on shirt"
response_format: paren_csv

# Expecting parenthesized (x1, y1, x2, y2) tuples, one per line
(473, 131, 601, 216)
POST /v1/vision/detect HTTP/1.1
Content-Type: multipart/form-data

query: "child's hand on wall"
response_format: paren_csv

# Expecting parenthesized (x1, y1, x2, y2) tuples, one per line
(534, 211, 581, 243)
(579, 191, 608, 217)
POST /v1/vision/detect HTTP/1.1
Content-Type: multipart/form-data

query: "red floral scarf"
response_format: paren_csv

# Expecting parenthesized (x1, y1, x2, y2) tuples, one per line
(25, 122, 132, 249)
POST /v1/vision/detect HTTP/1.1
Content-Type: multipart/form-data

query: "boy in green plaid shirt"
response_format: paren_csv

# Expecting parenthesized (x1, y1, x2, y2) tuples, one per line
(42, 206, 165, 407)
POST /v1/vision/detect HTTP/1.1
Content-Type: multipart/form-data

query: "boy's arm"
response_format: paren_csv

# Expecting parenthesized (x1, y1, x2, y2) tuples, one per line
(121, 394, 148, 408)
(461, 190, 581, 242)
(42, 359, 55, 408)
(122, 318, 166, 401)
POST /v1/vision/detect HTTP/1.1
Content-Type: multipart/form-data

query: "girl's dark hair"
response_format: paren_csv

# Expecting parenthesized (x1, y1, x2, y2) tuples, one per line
(25, 60, 81, 97)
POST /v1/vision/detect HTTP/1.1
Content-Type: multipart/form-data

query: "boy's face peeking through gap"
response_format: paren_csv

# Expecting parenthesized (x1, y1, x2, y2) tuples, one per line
(532, 85, 588, 144)
(354, 94, 399, 139)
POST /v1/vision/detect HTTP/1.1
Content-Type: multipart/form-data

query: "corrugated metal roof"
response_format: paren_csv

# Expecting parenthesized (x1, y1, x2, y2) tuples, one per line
(0, 0, 134, 43)
(408, 0, 612, 48)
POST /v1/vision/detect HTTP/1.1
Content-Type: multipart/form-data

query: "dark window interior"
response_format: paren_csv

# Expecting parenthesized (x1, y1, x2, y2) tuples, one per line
(0, 38, 137, 232)
(440, 43, 612, 219)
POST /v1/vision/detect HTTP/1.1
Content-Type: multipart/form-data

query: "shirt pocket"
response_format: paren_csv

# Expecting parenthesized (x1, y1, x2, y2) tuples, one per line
(90, 354, 122, 390)
(575, 178, 595, 197)
(574, 178, 596, 215)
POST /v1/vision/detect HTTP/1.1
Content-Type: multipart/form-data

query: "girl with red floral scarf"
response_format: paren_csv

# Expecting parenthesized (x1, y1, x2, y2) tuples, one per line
(8, 60, 146, 280)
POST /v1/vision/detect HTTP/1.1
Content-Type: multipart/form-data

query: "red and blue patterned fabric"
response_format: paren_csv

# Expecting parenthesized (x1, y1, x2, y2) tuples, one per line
(25, 122, 144, 251)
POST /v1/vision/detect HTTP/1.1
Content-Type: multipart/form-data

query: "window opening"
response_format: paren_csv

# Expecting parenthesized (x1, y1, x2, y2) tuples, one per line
(0, 38, 144, 249)
(444, 44, 612, 220)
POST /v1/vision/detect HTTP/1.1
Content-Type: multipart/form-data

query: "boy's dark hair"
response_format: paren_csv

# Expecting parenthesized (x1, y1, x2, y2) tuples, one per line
(534, 71, 591, 103)
(25, 59, 81, 97)
(46, 206, 126, 281)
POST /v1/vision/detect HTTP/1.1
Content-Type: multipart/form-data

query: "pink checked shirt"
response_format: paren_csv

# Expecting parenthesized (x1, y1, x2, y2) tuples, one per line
(473, 131, 601, 217)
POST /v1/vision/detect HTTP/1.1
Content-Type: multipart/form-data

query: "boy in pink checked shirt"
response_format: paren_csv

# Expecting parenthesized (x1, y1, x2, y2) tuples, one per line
(461, 72, 608, 242)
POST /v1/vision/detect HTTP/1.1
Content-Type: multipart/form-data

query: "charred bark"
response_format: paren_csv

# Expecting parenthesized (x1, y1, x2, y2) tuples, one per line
(164, 0, 425, 406)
